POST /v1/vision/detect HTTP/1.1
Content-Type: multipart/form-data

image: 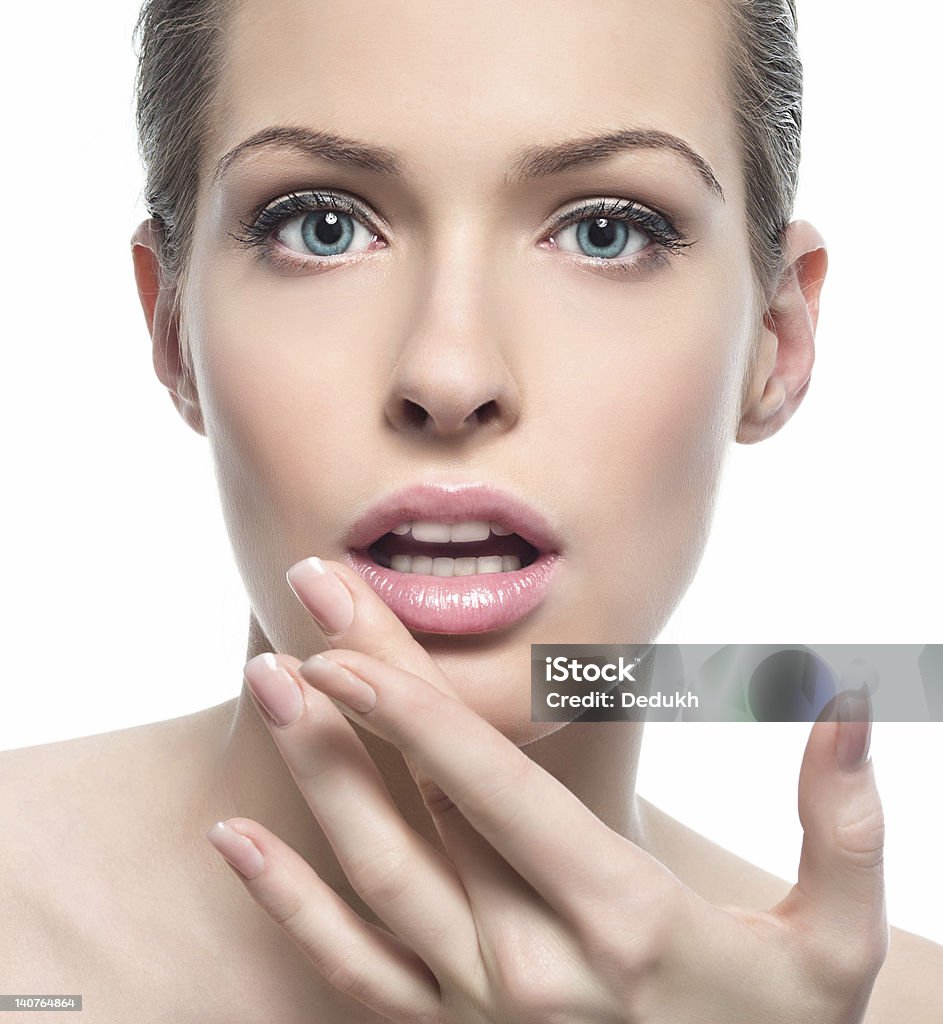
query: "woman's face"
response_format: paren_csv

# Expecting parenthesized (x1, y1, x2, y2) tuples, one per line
(183, 0, 758, 737)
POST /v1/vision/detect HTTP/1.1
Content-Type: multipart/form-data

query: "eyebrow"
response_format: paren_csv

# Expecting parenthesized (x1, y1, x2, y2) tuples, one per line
(213, 125, 725, 201)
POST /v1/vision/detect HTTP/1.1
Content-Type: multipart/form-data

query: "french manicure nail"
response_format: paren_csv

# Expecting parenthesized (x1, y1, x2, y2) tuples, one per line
(244, 652, 304, 727)
(835, 684, 873, 771)
(301, 654, 377, 714)
(286, 557, 355, 634)
(205, 820, 265, 879)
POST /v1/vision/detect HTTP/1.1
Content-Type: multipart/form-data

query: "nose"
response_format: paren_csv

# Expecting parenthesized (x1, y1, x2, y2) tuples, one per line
(383, 256, 523, 442)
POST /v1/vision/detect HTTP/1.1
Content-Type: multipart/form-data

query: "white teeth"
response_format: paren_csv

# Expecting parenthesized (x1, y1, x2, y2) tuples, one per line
(387, 519, 514, 541)
(410, 555, 433, 574)
(411, 521, 452, 543)
(389, 554, 522, 576)
(448, 520, 492, 542)
(378, 519, 531, 574)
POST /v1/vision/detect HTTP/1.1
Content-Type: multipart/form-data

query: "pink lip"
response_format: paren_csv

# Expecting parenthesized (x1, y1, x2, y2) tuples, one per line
(341, 482, 565, 635)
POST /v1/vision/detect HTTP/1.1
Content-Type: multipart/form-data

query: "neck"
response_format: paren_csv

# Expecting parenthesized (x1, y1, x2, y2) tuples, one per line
(194, 613, 650, 928)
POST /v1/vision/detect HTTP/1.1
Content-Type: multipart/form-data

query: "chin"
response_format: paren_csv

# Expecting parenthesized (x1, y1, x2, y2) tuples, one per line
(410, 650, 562, 747)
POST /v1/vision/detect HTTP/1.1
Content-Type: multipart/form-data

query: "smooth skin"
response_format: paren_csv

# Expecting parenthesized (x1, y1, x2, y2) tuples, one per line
(126, 0, 943, 1018)
(216, 556, 888, 1023)
(5, 0, 940, 1019)
(0, 2, 937, 1015)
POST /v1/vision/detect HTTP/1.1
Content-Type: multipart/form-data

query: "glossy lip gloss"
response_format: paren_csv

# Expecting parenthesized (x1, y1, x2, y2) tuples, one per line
(344, 548, 563, 634)
(342, 482, 565, 635)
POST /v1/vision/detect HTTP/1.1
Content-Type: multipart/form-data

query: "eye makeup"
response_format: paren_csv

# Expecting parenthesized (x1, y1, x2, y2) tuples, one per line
(228, 187, 698, 277)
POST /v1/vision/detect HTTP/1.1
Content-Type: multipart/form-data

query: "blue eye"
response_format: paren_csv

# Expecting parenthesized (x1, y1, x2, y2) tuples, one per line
(545, 198, 692, 270)
(280, 208, 377, 258)
(231, 191, 382, 266)
(554, 216, 649, 261)
(231, 190, 694, 275)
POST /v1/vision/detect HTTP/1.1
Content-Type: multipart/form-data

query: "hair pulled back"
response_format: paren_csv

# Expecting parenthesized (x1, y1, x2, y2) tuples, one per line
(133, 0, 802, 309)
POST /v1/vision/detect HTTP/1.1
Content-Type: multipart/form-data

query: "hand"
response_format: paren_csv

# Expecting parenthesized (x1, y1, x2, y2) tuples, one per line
(206, 557, 889, 1023)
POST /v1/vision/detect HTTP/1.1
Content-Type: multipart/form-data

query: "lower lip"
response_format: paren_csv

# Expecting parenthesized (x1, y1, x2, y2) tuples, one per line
(343, 548, 563, 634)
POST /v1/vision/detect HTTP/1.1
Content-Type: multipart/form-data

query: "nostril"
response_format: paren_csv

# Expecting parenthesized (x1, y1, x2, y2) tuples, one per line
(475, 399, 500, 426)
(402, 399, 427, 429)
(394, 399, 503, 435)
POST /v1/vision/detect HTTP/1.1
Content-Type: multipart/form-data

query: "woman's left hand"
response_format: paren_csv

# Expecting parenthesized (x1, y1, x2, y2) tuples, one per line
(207, 557, 889, 1023)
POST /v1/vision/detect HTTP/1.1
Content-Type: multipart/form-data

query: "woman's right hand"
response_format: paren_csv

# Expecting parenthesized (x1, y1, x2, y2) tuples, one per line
(207, 558, 889, 1024)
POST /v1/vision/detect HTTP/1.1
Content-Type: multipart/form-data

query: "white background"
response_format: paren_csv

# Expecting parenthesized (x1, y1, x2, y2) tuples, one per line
(1, 3, 940, 945)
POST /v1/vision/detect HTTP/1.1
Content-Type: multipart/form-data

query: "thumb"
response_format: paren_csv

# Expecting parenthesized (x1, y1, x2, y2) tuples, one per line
(776, 686, 888, 974)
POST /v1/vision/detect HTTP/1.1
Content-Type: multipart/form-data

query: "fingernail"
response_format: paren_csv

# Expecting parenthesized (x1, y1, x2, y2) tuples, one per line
(205, 820, 265, 879)
(835, 684, 873, 771)
(299, 654, 377, 714)
(286, 557, 355, 634)
(244, 652, 304, 727)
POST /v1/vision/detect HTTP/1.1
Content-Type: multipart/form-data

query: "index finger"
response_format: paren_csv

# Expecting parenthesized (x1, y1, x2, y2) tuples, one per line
(298, 647, 679, 925)
(287, 556, 460, 699)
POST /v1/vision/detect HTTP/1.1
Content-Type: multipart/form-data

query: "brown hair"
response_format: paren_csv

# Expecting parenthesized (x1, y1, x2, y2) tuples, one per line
(724, 0, 803, 307)
(133, 0, 227, 297)
(133, 0, 802, 308)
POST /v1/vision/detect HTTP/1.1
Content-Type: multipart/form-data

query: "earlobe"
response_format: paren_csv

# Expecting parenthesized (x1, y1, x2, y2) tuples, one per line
(737, 220, 827, 445)
(130, 218, 205, 437)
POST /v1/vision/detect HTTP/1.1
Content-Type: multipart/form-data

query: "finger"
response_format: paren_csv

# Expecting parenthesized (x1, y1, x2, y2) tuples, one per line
(284, 559, 536, 930)
(775, 687, 888, 973)
(298, 648, 677, 926)
(244, 652, 478, 976)
(205, 816, 441, 1024)
(408, 755, 544, 925)
(286, 556, 461, 699)
(407, 756, 605, 1022)
(285, 556, 468, 803)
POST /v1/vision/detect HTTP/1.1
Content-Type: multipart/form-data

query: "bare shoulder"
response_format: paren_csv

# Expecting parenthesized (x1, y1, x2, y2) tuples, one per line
(0, 715, 230, 1011)
(0, 713, 199, 853)
(0, 713, 394, 1023)
(0, 725, 171, 979)
(866, 926, 943, 1023)
(0, 739, 80, 988)
(0, 729, 134, 997)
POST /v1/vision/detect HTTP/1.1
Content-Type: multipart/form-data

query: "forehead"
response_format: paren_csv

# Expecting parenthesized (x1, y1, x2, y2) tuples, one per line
(208, 0, 739, 200)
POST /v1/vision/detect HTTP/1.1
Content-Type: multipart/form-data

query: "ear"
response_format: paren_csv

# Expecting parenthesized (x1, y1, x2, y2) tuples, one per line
(737, 220, 827, 444)
(130, 218, 205, 437)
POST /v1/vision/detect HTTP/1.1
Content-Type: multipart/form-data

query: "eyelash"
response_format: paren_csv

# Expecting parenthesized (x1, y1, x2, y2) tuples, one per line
(229, 189, 696, 276)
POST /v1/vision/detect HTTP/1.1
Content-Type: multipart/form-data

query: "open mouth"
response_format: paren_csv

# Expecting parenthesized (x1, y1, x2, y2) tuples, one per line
(364, 520, 541, 576)
(343, 485, 563, 632)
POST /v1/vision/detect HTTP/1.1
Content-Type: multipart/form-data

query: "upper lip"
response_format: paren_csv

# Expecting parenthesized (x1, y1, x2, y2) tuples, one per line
(343, 481, 564, 554)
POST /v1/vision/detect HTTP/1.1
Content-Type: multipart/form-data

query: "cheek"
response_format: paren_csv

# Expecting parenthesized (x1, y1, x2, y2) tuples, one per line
(183, 273, 367, 641)
(530, 270, 751, 641)
(189, 267, 370, 504)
